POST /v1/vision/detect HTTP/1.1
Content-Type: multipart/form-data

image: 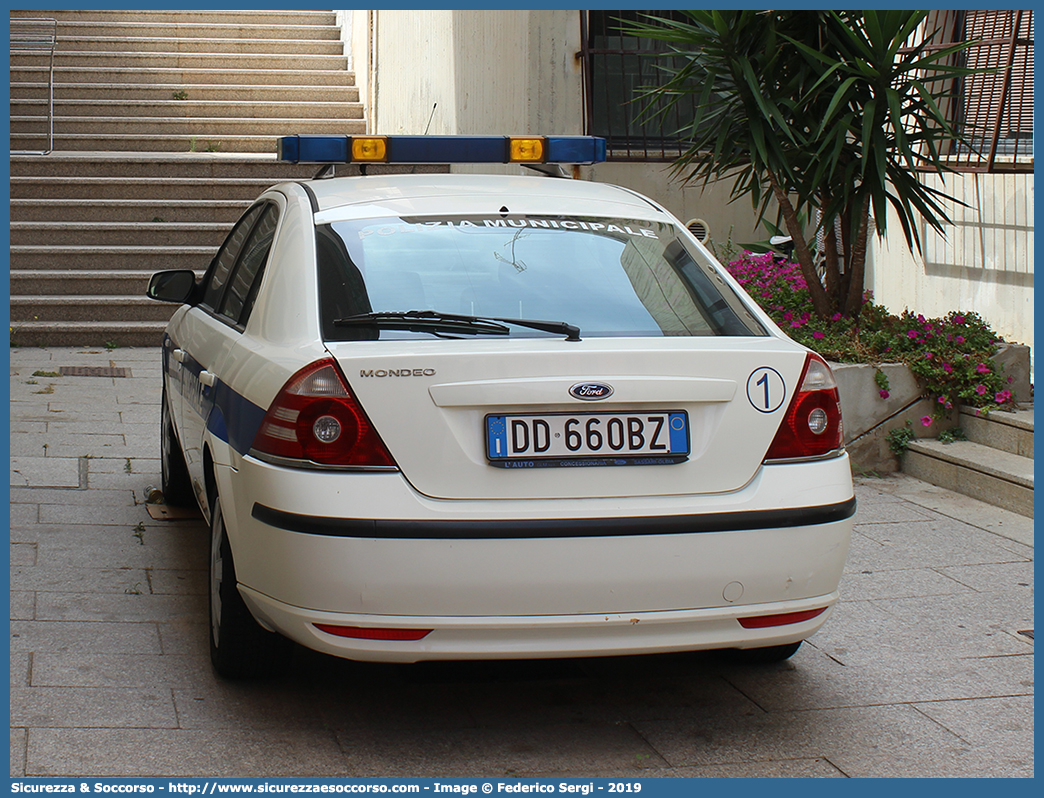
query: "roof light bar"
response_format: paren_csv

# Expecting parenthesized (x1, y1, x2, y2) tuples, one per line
(277, 135, 606, 165)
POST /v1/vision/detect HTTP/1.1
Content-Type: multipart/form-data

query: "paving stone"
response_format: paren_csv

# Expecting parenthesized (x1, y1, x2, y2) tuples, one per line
(172, 682, 331, 730)
(830, 743, 1034, 778)
(336, 722, 668, 777)
(839, 565, 975, 601)
(936, 560, 1035, 592)
(11, 687, 178, 729)
(10, 543, 38, 566)
(143, 563, 207, 594)
(634, 703, 961, 770)
(912, 695, 1034, 748)
(39, 502, 154, 526)
(36, 591, 206, 624)
(9, 456, 81, 488)
(25, 728, 351, 777)
(10, 486, 137, 506)
(11, 654, 31, 688)
(848, 519, 1030, 571)
(11, 592, 36, 621)
(30, 653, 211, 689)
(726, 643, 1033, 712)
(10, 620, 163, 655)
(11, 565, 151, 594)
(10, 728, 27, 778)
(9, 503, 39, 526)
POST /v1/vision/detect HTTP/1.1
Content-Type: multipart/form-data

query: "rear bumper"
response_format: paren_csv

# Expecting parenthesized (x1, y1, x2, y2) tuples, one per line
(216, 452, 853, 660)
(240, 588, 841, 663)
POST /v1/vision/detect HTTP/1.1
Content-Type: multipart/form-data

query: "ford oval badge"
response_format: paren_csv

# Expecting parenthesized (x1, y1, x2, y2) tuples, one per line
(570, 382, 614, 401)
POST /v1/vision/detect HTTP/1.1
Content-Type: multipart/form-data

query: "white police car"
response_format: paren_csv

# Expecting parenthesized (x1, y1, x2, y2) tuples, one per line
(147, 135, 854, 678)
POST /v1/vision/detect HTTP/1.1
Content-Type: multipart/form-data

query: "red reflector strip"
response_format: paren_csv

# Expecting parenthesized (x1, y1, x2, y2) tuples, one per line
(313, 624, 431, 641)
(738, 607, 827, 629)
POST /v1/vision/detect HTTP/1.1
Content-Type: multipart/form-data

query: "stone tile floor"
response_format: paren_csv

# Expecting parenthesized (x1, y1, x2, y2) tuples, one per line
(9, 347, 1034, 778)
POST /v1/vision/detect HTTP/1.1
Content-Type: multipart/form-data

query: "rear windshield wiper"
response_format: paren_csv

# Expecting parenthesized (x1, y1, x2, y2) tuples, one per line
(334, 310, 581, 341)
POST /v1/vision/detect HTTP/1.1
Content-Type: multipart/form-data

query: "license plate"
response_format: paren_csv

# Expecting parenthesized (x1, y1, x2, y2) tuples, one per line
(486, 411, 689, 468)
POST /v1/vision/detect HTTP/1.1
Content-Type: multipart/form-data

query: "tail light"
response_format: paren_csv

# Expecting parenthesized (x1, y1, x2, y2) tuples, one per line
(250, 358, 397, 469)
(764, 353, 843, 461)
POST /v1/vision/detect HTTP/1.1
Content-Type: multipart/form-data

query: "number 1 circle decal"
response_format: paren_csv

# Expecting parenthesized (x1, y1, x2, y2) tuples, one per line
(746, 367, 786, 413)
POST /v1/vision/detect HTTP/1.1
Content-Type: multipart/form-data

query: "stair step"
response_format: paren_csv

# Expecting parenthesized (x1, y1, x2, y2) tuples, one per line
(11, 198, 247, 223)
(10, 246, 215, 271)
(11, 295, 179, 322)
(12, 114, 362, 135)
(11, 221, 230, 247)
(959, 405, 1034, 458)
(11, 177, 284, 201)
(9, 152, 333, 179)
(11, 132, 356, 154)
(11, 269, 203, 295)
(11, 10, 338, 26)
(9, 320, 169, 348)
(20, 20, 342, 41)
(53, 36, 344, 56)
(904, 438, 1033, 518)
(18, 50, 349, 71)
(12, 83, 359, 103)
(12, 98, 364, 120)
(11, 66, 356, 87)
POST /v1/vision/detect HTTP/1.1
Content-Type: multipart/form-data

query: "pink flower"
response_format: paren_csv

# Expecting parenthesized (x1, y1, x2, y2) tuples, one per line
(879, 389, 890, 399)
(925, 352, 934, 360)
(921, 416, 933, 427)
(956, 336, 965, 344)
(907, 330, 918, 339)
(831, 313, 842, 322)
(975, 384, 987, 395)
(976, 363, 990, 374)
(943, 363, 952, 373)
(995, 390, 1012, 404)
(953, 314, 965, 324)
(783, 311, 793, 321)
(938, 396, 947, 404)
(813, 331, 824, 340)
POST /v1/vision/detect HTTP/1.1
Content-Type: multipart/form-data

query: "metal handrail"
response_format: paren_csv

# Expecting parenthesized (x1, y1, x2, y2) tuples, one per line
(10, 17, 58, 155)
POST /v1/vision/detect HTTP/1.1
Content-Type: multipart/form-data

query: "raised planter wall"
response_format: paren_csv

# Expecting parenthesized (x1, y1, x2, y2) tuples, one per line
(832, 343, 1031, 474)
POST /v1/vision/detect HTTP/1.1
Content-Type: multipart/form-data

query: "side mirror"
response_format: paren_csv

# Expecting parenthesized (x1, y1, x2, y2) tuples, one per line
(147, 270, 197, 304)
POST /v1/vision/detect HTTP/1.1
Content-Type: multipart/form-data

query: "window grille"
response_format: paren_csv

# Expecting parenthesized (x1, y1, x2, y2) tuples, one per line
(922, 10, 1033, 173)
(580, 10, 696, 162)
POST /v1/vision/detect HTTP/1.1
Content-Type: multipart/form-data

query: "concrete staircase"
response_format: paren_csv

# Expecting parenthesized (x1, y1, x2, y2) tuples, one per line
(904, 405, 1034, 518)
(9, 9, 364, 347)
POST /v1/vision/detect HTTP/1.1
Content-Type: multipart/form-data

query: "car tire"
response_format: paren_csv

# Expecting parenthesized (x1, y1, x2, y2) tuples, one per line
(209, 495, 294, 679)
(160, 387, 195, 507)
(728, 640, 803, 664)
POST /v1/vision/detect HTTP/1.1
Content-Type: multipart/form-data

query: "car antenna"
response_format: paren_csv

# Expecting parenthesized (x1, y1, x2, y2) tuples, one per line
(411, 103, 438, 174)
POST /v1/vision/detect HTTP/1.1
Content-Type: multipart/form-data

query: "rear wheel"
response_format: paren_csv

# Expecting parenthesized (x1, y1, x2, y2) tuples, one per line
(209, 495, 293, 679)
(160, 387, 194, 507)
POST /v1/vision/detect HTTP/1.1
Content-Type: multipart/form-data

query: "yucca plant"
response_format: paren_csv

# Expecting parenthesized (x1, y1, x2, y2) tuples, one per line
(623, 10, 983, 318)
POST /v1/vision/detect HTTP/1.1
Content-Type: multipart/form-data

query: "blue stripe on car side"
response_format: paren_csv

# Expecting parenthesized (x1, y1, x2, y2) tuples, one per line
(211, 379, 268, 455)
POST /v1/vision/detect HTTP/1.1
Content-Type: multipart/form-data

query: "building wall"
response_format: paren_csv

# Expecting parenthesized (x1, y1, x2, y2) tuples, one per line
(868, 172, 1034, 348)
(357, 9, 765, 250)
(347, 10, 1032, 345)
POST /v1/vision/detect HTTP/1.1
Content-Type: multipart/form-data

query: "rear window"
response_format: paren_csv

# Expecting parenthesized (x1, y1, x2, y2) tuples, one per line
(317, 214, 766, 341)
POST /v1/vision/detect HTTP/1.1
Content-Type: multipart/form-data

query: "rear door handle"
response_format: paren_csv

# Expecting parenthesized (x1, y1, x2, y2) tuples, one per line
(199, 370, 217, 388)
(172, 348, 186, 363)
